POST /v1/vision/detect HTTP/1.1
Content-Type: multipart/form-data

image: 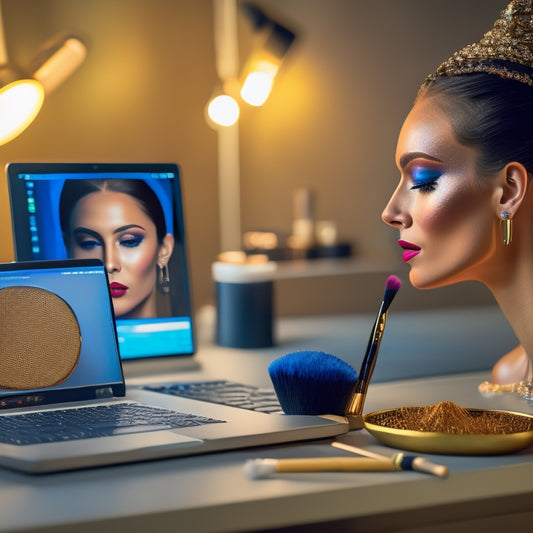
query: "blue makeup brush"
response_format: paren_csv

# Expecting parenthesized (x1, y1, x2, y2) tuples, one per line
(268, 350, 358, 416)
(268, 275, 401, 430)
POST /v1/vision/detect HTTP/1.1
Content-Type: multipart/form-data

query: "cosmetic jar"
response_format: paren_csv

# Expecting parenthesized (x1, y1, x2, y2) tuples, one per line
(212, 260, 277, 348)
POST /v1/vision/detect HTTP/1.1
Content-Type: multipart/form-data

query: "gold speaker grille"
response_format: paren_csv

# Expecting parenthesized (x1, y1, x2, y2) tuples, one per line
(0, 286, 81, 390)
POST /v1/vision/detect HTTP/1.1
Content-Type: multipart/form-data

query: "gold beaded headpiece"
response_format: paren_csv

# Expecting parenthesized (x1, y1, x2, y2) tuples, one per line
(423, 0, 533, 88)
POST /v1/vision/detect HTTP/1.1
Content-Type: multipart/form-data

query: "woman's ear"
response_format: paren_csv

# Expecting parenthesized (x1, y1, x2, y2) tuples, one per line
(498, 161, 529, 216)
(158, 233, 175, 267)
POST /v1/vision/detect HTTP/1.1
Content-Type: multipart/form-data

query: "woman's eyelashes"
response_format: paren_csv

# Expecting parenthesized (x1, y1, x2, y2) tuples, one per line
(73, 230, 144, 250)
(77, 239, 101, 250)
(119, 233, 144, 248)
(410, 167, 443, 193)
(74, 233, 102, 251)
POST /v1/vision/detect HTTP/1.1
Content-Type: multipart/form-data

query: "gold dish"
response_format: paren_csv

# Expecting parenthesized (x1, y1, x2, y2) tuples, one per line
(364, 405, 533, 455)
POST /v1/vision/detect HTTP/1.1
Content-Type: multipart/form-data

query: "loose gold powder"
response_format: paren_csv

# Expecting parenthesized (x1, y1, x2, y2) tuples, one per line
(366, 401, 533, 435)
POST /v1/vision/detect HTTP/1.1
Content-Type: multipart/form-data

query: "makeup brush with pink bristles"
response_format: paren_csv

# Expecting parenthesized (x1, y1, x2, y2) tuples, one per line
(268, 275, 401, 429)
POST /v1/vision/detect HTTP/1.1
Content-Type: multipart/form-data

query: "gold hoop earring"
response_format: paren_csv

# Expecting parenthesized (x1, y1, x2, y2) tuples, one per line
(501, 211, 512, 246)
(158, 264, 170, 294)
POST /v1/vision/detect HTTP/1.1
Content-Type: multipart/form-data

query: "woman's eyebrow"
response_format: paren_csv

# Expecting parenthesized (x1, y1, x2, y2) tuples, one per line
(113, 224, 145, 234)
(399, 152, 443, 169)
(73, 227, 101, 239)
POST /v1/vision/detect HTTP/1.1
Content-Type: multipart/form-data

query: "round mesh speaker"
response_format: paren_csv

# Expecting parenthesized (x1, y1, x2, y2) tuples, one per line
(0, 286, 81, 390)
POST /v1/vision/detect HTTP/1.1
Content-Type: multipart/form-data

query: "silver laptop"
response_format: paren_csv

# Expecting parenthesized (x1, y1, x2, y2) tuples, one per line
(5, 162, 294, 412)
(0, 259, 348, 474)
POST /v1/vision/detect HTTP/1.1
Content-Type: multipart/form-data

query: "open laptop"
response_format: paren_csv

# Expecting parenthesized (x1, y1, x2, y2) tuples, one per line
(5, 162, 290, 412)
(0, 259, 348, 474)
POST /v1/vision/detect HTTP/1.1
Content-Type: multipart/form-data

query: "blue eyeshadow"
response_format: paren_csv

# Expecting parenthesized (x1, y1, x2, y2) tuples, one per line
(412, 168, 442, 184)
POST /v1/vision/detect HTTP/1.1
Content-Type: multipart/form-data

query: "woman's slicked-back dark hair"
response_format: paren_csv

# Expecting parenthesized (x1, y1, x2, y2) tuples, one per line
(59, 178, 167, 245)
(417, 73, 533, 176)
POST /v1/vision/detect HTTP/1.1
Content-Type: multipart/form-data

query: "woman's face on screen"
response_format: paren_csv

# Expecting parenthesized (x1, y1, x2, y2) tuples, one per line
(66, 190, 161, 318)
(381, 96, 499, 289)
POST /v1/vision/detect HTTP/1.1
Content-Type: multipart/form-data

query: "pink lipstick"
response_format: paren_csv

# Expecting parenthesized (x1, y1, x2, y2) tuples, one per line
(110, 282, 128, 298)
(398, 240, 421, 262)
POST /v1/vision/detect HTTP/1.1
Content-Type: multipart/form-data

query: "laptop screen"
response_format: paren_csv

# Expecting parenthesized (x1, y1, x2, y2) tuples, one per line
(0, 259, 125, 407)
(6, 163, 195, 361)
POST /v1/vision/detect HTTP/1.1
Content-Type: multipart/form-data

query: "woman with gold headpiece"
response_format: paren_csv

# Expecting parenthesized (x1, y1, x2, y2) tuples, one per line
(381, 0, 533, 398)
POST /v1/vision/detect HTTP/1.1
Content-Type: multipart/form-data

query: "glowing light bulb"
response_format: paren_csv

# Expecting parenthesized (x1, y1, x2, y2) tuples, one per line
(207, 94, 240, 127)
(0, 79, 44, 145)
(240, 71, 274, 107)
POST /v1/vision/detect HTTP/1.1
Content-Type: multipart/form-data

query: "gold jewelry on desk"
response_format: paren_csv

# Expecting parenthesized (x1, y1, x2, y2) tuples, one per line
(478, 380, 517, 393)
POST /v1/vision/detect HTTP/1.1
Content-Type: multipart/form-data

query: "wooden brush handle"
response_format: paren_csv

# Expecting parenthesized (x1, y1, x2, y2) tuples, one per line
(275, 457, 397, 473)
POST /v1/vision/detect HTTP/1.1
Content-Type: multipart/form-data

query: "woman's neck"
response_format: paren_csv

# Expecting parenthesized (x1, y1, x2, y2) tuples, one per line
(119, 290, 158, 320)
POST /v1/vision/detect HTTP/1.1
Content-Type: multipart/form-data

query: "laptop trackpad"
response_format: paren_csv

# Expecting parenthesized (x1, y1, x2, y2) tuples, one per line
(7, 432, 205, 474)
(113, 424, 184, 435)
(77, 430, 205, 455)
(116, 430, 204, 450)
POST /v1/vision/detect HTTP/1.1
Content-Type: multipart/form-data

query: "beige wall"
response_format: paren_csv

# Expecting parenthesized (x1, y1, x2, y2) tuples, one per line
(0, 0, 505, 316)
(0, 0, 219, 315)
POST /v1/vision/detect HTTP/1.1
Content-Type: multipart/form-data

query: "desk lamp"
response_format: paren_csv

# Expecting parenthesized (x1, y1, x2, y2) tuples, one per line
(206, 1, 295, 128)
(0, 1, 86, 146)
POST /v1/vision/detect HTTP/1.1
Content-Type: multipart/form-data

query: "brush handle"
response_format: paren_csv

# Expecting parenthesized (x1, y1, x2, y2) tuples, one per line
(357, 306, 387, 389)
(276, 457, 398, 472)
(247, 457, 399, 478)
(245, 455, 448, 479)
(345, 307, 387, 418)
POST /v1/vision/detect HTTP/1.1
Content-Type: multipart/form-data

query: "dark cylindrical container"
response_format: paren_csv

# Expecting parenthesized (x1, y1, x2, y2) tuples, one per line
(212, 261, 277, 348)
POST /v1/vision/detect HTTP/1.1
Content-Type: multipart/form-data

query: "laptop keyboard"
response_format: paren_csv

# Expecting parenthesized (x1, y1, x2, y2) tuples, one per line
(144, 380, 283, 414)
(0, 402, 225, 446)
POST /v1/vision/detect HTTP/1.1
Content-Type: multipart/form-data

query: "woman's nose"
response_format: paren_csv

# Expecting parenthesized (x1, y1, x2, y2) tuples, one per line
(105, 246, 121, 273)
(381, 187, 411, 229)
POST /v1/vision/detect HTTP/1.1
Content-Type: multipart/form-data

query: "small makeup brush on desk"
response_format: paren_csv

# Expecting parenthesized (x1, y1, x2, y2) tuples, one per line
(244, 444, 448, 479)
(245, 456, 409, 479)
(244, 440, 448, 480)
(268, 275, 401, 429)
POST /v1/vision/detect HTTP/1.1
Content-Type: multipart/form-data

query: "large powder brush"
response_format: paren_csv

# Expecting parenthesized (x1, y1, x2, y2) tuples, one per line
(268, 275, 401, 429)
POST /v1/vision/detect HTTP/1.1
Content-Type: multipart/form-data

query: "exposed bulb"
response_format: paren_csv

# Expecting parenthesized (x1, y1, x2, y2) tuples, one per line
(206, 94, 240, 127)
(0, 79, 44, 146)
(240, 71, 274, 106)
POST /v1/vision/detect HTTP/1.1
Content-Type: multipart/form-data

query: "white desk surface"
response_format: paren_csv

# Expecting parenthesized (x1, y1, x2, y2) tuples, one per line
(2, 307, 532, 533)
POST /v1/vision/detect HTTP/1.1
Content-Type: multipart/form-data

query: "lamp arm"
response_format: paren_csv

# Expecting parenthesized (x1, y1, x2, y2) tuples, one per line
(32, 35, 87, 95)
